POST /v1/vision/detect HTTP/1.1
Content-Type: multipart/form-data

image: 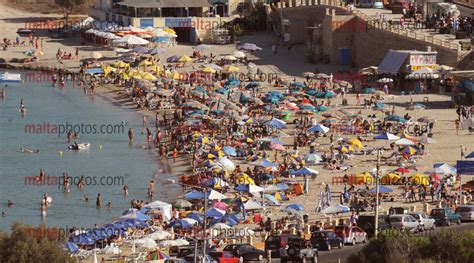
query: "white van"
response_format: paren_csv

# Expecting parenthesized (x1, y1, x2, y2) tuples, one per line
(455, 205, 474, 221)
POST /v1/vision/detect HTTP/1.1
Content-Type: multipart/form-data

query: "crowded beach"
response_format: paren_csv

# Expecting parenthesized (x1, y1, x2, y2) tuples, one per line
(0, 4, 473, 263)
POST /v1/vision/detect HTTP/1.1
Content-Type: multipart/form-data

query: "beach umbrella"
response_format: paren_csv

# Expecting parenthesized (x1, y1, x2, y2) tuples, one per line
(243, 200, 263, 210)
(121, 212, 151, 221)
(159, 239, 189, 247)
(212, 201, 228, 210)
(223, 65, 240, 73)
(407, 104, 426, 110)
(186, 213, 204, 224)
(395, 167, 411, 174)
(136, 238, 157, 249)
(144, 230, 171, 241)
(201, 67, 216, 74)
(263, 194, 280, 205)
(399, 132, 412, 139)
(103, 244, 121, 255)
(355, 172, 374, 184)
(285, 204, 304, 212)
(235, 173, 256, 185)
(374, 132, 400, 140)
(207, 189, 228, 200)
(321, 204, 350, 214)
(304, 153, 322, 164)
(466, 152, 474, 159)
(184, 191, 206, 199)
(381, 173, 400, 184)
(64, 242, 79, 253)
(90, 52, 102, 59)
(148, 251, 169, 260)
(235, 184, 263, 193)
(417, 117, 434, 123)
(293, 167, 319, 176)
(218, 157, 235, 172)
(173, 199, 192, 209)
(309, 124, 330, 134)
(222, 146, 237, 157)
(233, 51, 246, 58)
(206, 207, 226, 218)
(251, 158, 278, 167)
(133, 46, 152, 54)
(113, 35, 149, 45)
(369, 185, 393, 193)
(169, 218, 197, 228)
(193, 44, 211, 50)
(265, 118, 286, 129)
(395, 138, 415, 146)
(178, 55, 192, 62)
(411, 174, 429, 186)
(270, 143, 286, 151)
(362, 87, 374, 94)
(211, 223, 231, 229)
(385, 115, 406, 123)
(403, 146, 417, 155)
(347, 138, 363, 149)
(337, 145, 355, 153)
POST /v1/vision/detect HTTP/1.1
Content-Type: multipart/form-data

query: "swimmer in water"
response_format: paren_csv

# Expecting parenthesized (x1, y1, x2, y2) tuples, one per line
(73, 132, 80, 139)
(19, 105, 27, 115)
(82, 194, 89, 202)
(123, 185, 129, 195)
(67, 130, 73, 143)
(107, 202, 112, 209)
(7, 200, 13, 208)
(96, 193, 102, 208)
(19, 148, 40, 153)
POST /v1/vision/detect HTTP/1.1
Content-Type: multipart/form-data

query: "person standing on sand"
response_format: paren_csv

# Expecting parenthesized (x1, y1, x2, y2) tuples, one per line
(455, 120, 460, 135)
(75, 48, 79, 60)
(461, 145, 466, 160)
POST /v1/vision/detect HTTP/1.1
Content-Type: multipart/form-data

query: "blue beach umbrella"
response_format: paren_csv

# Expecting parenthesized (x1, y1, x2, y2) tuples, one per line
(285, 204, 304, 212)
(465, 152, 474, 159)
(64, 242, 79, 253)
(264, 194, 280, 205)
(265, 118, 287, 129)
(222, 146, 237, 156)
(292, 167, 319, 176)
(186, 212, 205, 224)
(185, 190, 206, 199)
(369, 185, 393, 193)
(251, 158, 278, 167)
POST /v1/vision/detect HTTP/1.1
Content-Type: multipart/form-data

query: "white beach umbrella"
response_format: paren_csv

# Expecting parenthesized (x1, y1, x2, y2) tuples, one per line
(113, 35, 149, 45)
(144, 230, 172, 240)
(208, 189, 227, 200)
(136, 238, 157, 249)
(394, 138, 415, 146)
(211, 223, 231, 230)
(103, 244, 121, 255)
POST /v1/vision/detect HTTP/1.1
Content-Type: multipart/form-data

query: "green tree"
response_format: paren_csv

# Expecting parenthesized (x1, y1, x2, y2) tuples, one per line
(0, 222, 73, 263)
(55, 0, 86, 19)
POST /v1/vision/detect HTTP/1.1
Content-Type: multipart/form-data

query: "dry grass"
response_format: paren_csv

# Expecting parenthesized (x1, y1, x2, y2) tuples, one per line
(0, 0, 95, 15)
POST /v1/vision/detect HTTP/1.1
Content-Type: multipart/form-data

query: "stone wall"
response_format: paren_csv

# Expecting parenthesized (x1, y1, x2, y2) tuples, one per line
(351, 16, 460, 68)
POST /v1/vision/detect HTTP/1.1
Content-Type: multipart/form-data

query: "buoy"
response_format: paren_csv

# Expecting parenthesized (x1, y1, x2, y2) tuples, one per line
(99, 145, 103, 149)
(58, 151, 63, 156)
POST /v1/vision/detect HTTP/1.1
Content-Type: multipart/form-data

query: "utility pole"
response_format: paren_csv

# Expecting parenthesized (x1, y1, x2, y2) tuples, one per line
(202, 189, 208, 263)
(374, 148, 381, 238)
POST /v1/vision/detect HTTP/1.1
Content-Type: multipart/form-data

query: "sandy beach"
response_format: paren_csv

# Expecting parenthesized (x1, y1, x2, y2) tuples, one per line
(1, 3, 473, 262)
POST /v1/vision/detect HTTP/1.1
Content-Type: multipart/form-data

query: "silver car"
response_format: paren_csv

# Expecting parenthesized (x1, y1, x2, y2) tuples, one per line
(389, 214, 421, 232)
(409, 212, 436, 230)
(455, 205, 474, 222)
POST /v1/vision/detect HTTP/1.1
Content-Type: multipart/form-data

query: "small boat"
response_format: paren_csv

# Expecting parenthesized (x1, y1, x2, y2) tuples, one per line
(17, 28, 34, 34)
(68, 143, 91, 150)
(0, 72, 22, 83)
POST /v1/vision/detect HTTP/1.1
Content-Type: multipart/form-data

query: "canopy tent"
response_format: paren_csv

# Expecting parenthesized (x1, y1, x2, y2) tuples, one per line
(113, 35, 149, 45)
(144, 200, 172, 220)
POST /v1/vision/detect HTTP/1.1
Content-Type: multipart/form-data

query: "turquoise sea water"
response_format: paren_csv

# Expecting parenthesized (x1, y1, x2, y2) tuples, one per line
(0, 70, 178, 231)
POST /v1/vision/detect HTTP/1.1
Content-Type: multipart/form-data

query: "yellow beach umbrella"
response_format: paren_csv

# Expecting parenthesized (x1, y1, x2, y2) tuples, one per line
(178, 55, 193, 62)
(223, 65, 239, 73)
(381, 173, 400, 185)
(347, 138, 363, 149)
(114, 61, 130, 68)
(164, 28, 176, 34)
(236, 173, 255, 185)
(274, 192, 283, 201)
(139, 60, 153, 67)
(201, 67, 216, 74)
(141, 72, 157, 81)
(411, 174, 429, 186)
(355, 172, 374, 184)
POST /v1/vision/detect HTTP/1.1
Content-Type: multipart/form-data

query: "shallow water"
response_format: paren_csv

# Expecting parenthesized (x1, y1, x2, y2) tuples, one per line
(0, 70, 178, 231)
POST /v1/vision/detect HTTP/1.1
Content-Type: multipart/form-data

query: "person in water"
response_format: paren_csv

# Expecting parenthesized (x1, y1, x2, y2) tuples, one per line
(128, 128, 133, 143)
(19, 148, 40, 153)
(96, 193, 102, 208)
(7, 200, 13, 208)
(67, 130, 73, 143)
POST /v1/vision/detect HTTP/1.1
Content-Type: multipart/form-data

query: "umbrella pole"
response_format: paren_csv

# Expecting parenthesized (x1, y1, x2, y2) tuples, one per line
(374, 149, 381, 238)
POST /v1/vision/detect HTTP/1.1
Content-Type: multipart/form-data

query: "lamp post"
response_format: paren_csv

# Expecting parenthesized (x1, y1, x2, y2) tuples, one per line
(374, 148, 381, 238)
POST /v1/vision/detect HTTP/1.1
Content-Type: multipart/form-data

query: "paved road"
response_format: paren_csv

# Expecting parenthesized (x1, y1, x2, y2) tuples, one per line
(316, 222, 474, 263)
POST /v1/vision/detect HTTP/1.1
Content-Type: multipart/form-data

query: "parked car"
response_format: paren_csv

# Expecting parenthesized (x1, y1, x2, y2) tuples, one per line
(208, 251, 241, 263)
(408, 212, 436, 230)
(357, 215, 392, 238)
(310, 230, 344, 251)
(333, 225, 368, 245)
(264, 234, 299, 258)
(165, 258, 187, 263)
(455, 205, 474, 222)
(430, 208, 462, 226)
(223, 244, 266, 262)
(389, 214, 421, 232)
(281, 236, 318, 263)
(184, 254, 217, 263)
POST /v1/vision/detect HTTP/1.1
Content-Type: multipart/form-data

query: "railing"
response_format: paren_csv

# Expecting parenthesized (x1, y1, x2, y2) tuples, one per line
(272, 1, 461, 51)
